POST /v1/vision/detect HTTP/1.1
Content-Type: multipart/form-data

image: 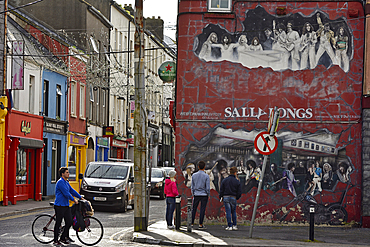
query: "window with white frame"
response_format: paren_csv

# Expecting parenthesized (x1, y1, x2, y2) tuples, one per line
(51, 140, 60, 183)
(89, 86, 94, 120)
(208, 0, 231, 12)
(43, 80, 49, 116)
(96, 88, 100, 121)
(29, 75, 35, 113)
(80, 84, 85, 118)
(70, 82, 76, 116)
(102, 90, 106, 125)
(56, 85, 62, 119)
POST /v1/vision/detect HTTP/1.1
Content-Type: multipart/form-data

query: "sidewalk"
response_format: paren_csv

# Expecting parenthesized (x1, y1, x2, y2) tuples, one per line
(133, 221, 370, 247)
(2, 200, 370, 246)
(0, 199, 53, 218)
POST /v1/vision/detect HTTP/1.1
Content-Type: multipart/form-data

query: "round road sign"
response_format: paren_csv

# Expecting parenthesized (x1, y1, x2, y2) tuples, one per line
(254, 131, 278, 155)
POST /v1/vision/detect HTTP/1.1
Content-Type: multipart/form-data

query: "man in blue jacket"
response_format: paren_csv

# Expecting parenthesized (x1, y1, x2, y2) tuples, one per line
(219, 166, 241, 230)
(53, 167, 82, 245)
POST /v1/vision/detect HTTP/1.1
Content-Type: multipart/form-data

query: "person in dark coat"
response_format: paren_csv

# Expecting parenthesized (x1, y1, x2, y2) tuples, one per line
(219, 166, 241, 230)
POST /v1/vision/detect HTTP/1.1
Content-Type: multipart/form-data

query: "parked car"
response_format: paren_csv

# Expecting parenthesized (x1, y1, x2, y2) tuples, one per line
(162, 167, 175, 178)
(148, 168, 166, 199)
(80, 161, 134, 212)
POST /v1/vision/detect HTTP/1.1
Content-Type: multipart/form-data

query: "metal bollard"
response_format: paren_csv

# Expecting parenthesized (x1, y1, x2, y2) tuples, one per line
(175, 196, 181, 230)
(187, 197, 192, 233)
(309, 205, 315, 241)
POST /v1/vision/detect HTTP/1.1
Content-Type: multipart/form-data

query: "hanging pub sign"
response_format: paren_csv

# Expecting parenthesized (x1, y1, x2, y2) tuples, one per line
(158, 61, 176, 83)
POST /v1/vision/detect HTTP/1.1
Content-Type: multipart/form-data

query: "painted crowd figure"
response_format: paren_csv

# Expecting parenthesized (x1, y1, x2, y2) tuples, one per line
(197, 13, 351, 72)
(182, 158, 352, 198)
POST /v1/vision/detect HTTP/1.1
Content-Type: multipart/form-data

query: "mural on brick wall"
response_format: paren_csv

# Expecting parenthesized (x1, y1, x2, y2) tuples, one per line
(193, 6, 353, 72)
(181, 125, 357, 224)
(177, 1, 363, 225)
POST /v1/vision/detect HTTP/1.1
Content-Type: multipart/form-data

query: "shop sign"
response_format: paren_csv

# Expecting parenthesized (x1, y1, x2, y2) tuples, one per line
(112, 139, 128, 148)
(21, 120, 31, 135)
(44, 118, 67, 135)
(70, 134, 86, 145)
(97, 137, 109, 147)
(103, 126, 114, 136)
(127, 138, 134, 145)
(158, 61, 176, 83)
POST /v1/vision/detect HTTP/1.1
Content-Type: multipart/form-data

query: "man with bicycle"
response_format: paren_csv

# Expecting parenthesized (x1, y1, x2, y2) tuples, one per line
(53, 167, 82, 245)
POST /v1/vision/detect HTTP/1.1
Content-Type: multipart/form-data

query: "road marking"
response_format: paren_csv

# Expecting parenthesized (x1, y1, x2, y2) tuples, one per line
(0, 210, 50, 221)
(109, 227, 133, 241)
(0, 233, 8, 236)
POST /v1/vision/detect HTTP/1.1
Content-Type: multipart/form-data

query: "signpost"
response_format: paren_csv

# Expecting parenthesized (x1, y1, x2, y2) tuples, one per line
(249, 106, 280, 238)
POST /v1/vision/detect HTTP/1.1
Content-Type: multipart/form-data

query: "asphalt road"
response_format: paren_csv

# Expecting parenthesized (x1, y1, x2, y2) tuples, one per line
(0, 196, 166, 247)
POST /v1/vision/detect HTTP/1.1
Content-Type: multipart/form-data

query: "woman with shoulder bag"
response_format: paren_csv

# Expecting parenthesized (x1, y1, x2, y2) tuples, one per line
(164, 170, 179, 229)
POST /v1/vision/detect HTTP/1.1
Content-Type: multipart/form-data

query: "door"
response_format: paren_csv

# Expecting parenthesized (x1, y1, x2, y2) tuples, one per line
(68, 145, 82, 191)
(16, 148, 35, 201)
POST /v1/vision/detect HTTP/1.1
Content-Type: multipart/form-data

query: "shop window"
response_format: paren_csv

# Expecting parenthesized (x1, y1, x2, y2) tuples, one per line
(208, 0, 231, 12)
(97, 147, 103, 161)
(68, 146, 77, 181)
(51, 140, 61, 182)
(16, 148, 27, 184)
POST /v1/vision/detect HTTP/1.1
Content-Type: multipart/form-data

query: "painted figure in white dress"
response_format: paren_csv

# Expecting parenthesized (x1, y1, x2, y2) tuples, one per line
(211, 34, 238, 61)
(285, 22, 301, 70)
(199, 32, 218, 61)
(334, 26, 349, 72)
(300, 22, 317, 69)
(315, 13, 338, 66)
(272, 21, 289, 70)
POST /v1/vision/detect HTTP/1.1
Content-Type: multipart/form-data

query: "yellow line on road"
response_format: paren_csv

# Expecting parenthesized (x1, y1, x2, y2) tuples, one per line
(0, 210, 50, 221)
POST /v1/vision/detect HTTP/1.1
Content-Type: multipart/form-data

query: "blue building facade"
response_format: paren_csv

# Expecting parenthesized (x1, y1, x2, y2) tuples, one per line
(96, 137, 109, 161)
(41, 69, 68, 196)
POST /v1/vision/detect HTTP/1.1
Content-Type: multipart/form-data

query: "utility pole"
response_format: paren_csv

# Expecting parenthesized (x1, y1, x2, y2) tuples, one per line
(0, 0, 7, 94)
(133, 0, 148, 231)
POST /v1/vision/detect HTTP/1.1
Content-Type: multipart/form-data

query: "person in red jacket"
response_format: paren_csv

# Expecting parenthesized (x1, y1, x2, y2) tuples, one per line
(164, 170, 179, 229)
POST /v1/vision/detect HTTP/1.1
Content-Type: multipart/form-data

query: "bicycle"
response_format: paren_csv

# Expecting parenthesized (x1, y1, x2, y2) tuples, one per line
(31, 200, 104, 246)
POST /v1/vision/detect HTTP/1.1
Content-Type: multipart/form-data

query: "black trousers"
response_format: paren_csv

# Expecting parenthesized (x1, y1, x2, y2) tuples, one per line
(54, 205, 73, 242)
(191, 195, 208, 225)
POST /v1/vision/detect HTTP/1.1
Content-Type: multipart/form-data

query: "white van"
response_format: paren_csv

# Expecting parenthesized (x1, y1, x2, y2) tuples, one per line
(80, 161, 134, 212)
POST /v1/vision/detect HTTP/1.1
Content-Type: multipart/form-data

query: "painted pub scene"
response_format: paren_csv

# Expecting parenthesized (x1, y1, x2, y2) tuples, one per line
(176, 1, 363, 225)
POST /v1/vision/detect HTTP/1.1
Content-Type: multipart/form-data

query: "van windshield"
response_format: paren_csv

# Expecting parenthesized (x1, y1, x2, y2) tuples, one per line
(85, 164, 128, 179)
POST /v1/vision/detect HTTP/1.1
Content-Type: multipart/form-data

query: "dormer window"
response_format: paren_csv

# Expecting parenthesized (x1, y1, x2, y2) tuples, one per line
(208, 0, 231, 12)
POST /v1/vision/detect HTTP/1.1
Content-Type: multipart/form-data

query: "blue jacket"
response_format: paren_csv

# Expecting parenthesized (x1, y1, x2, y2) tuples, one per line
(54, 178, 81, 206)
(219, 175, 241, 200)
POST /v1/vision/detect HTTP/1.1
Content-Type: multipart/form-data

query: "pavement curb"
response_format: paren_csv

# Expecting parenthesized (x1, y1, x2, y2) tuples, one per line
(133, 236, 192, 246)
(0, 206, 51, 218)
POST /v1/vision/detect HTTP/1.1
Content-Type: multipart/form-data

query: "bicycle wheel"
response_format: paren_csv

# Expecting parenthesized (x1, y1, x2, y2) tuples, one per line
(76, 216, 104, 246)
(31, 214, 55, 244)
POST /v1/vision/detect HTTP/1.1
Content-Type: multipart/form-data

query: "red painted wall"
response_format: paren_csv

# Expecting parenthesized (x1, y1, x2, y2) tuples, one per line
(176, 0, 364, 224)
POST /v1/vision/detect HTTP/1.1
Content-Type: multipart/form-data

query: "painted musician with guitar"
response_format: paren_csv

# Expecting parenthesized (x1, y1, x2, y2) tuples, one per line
(263, 163, 285, 191)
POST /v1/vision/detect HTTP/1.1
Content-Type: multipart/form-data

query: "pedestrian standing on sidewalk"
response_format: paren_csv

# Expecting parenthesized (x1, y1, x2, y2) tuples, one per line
(53, 167, 82, 246)
(219, 166, 241, 230)
(191, 160, 210, 230)
(164, 170, 179, 229)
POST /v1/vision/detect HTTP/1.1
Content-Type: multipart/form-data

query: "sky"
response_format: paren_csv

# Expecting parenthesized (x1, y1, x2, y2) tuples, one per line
(115, 0, 178, 40)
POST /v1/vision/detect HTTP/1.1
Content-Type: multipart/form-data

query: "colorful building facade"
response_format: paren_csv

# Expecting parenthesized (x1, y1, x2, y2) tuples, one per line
(176, 0, 364, 225)
(3, 110, 43, 205)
